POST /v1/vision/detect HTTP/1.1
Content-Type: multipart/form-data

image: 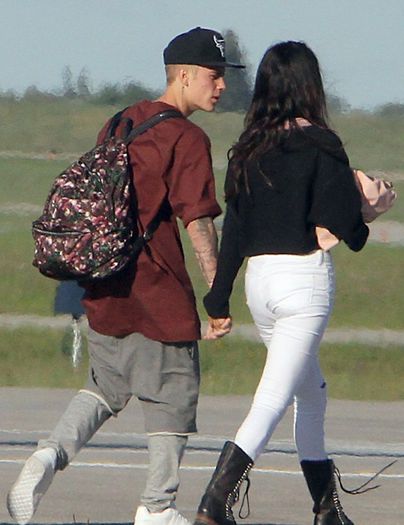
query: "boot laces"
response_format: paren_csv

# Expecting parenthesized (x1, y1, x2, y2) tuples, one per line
(331, 488, 352, 524)
(334, 460, 397, 495)
(237, 475, 251, 519)
(225, 466, 252, 520)
(331, 460, 397, 524)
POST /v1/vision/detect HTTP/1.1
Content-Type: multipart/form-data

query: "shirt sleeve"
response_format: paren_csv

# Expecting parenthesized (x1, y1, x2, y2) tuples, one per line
(203, 200, 244, 318)
(166, 127, 222, 226)
(308, 147, 369, 252)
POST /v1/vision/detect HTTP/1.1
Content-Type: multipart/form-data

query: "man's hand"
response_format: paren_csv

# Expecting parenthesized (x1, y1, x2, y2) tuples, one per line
(204, 316, 232, 340)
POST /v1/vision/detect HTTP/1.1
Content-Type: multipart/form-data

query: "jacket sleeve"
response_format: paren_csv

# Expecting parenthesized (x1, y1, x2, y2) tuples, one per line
(203, 201, 244, 318)
(308, 147, 369, 252)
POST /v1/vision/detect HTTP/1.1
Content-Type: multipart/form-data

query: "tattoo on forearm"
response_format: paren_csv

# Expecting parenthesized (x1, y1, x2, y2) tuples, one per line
(186, 217, 218, 287)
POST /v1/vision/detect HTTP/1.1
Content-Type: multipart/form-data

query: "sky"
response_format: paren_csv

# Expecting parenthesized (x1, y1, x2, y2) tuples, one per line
(3, 0, 404, 109)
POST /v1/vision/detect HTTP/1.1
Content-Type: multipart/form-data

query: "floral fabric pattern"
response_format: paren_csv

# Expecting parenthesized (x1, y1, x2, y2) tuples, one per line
(32, 136, 138, 281)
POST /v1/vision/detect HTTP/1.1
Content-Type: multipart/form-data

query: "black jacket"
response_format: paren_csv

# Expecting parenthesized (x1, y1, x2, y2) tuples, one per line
(204, 125, 368, 318)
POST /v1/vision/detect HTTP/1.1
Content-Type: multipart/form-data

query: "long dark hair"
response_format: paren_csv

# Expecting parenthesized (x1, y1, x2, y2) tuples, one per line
(226, 41, 329, 200)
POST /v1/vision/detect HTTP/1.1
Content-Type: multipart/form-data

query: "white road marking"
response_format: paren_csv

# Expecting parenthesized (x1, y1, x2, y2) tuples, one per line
(1, 458, 403, 479)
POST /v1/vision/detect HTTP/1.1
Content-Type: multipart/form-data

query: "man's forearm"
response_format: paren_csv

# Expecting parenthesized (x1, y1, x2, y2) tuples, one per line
(186, 217, 218, 287)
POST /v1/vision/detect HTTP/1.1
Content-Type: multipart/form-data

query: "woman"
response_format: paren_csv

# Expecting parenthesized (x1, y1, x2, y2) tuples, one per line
(194, 41, 369, 525)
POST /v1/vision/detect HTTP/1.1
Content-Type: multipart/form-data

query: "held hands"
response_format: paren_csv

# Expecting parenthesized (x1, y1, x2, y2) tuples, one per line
(204, 316, 232, 340)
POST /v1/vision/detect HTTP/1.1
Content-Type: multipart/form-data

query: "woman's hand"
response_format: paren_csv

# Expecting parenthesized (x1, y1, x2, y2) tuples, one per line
(204, 316, 232, 340)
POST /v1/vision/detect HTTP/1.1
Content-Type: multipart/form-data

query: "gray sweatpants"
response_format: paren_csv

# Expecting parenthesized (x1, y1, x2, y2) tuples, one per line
(39, 328, 200, 511)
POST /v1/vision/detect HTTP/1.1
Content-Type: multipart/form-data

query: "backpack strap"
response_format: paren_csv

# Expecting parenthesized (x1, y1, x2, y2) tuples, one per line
(130, 210, 166, 255)
(123, 109, 184, 248)
(123, 109, 183, 145)
(106, 107, 130, 138)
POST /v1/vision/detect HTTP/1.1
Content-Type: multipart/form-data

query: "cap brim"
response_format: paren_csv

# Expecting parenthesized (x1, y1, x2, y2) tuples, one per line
(204, 62, 246, 69)
(164, 60, 245, 68)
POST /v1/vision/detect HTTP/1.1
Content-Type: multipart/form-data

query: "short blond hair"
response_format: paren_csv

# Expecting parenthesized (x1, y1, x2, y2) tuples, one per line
(165, 64, 199, 85)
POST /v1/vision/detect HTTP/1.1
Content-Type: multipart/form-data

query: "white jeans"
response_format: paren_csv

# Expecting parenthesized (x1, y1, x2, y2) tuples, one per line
(235, 250, 335, 462)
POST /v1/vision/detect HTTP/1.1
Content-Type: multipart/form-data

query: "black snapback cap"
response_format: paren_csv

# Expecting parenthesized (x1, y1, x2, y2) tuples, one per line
(164, 27, 245, 68)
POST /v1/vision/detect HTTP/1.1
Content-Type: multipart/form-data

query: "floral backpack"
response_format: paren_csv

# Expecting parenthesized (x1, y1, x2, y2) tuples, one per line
(32, 108, 182, 281)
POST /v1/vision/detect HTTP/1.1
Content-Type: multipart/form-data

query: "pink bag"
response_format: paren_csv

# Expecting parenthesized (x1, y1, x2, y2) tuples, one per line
(316, 169, 397, 250)
(353, 169, 397, 223)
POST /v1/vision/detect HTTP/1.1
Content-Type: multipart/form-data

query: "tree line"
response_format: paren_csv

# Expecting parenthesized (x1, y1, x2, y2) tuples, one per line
(1, 29, 403, 116)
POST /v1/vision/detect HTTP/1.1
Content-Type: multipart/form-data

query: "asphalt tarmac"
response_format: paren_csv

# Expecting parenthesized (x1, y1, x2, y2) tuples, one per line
(1, 388, 403, 525)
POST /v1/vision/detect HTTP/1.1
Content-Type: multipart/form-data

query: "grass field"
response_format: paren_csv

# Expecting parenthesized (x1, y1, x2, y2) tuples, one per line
(1, 326, 403, 400)
(1, 98, 404, 173)
(1, 100, 403, 398)
(2, 183, 404, 330)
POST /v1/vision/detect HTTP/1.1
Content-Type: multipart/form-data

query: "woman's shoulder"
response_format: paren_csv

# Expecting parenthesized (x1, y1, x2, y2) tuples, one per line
(300, 125, 343, 149)
(297, 125, 348, 164)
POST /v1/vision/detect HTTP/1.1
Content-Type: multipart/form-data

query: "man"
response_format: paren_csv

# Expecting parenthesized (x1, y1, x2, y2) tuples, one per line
(7, 27, 240, 525)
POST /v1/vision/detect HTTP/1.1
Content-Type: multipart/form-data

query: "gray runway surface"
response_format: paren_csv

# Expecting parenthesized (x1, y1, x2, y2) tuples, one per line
(1, 387, 404, 525)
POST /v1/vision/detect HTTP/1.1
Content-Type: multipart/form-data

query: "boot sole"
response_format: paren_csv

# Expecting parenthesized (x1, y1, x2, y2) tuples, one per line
(194, 514, 228, 525)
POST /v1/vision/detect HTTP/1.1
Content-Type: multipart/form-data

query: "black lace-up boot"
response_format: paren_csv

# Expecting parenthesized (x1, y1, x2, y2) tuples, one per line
(194, 441, 253, 525)
(301, 459, 354, 525)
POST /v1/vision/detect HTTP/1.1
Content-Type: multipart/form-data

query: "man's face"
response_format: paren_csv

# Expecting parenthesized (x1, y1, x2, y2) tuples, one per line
(185, 66, 226, 113)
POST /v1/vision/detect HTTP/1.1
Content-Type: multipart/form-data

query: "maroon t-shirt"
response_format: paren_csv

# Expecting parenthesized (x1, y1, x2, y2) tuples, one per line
(82, 100, 222, 341)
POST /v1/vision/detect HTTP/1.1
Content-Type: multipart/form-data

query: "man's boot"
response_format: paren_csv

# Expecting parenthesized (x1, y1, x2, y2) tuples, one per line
(301, 459, 354, 525)
(194, 441, 253, 525)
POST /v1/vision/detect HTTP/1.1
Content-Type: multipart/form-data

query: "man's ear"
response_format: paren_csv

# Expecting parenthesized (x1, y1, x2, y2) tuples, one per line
(179, 68, 190, 87)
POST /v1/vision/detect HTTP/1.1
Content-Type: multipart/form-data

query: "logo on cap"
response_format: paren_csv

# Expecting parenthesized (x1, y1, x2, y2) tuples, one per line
(213, 35, 225, 58)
